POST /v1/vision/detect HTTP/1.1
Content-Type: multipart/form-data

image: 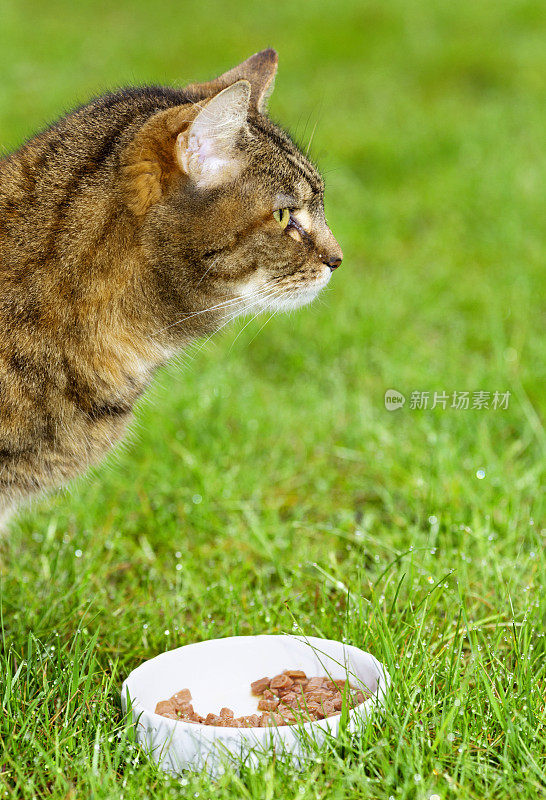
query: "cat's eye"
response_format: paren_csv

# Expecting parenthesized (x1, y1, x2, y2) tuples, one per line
(273, 208, 291, 230)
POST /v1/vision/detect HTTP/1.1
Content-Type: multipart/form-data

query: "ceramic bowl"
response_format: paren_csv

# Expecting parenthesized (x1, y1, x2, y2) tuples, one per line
(121, 634, 390, 775)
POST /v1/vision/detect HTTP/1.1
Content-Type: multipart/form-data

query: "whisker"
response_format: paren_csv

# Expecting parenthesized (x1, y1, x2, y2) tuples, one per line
(305, 118, 319, 157)
(151, 280, 280, 336)
(228, 311, 262, 351)
(152, 296, 247, 335)
(245, 306, 281, 348)
(207, 282, 282, 327)
(305, 97, 323, 157)
(228, 287, 288, 350)
(220, 286, 283, 331)
(198, 283, 283, 340)
(194, 254, 222, 288)
(181, 285, 285, 363)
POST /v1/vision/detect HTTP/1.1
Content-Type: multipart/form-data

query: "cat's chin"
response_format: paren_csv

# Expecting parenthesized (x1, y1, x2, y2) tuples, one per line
(266, 283, 326, 312)
(270, 267, 333, 311)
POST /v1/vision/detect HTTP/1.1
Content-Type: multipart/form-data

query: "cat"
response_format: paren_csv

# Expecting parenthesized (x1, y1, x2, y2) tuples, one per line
(0, 49, 342, 525)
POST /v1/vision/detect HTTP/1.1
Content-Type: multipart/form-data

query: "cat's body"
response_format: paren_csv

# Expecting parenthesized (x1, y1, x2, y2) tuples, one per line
(0, 50, 341, 519)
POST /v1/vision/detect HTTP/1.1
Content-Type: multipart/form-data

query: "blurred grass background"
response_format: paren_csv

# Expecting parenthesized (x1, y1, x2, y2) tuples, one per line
(0, 0, 545, 798)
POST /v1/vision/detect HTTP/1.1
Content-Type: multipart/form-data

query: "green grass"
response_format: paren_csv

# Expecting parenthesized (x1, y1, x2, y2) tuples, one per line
(1, 0, 545, 797)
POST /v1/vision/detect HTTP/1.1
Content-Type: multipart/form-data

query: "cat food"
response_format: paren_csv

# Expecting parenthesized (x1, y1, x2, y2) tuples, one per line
(155, 670, 370, 727)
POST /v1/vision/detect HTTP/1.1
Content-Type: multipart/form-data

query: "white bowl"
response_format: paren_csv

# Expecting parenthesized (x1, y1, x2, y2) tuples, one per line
(121, 634, 390, 775)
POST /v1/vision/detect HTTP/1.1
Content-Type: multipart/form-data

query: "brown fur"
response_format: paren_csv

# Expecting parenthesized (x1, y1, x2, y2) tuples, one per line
(0, 50, 342, 517)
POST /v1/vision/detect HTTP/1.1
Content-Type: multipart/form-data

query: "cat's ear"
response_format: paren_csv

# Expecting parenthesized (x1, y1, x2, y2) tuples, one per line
(185, 49, 278, 113)
(175, 80, 251, 190)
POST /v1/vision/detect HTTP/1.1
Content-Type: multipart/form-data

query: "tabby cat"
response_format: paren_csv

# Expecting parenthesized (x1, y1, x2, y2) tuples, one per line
(0, 49, 342, 525)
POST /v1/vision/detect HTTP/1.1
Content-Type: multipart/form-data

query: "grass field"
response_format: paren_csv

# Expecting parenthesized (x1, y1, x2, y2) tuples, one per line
(1, 0, 545, 797)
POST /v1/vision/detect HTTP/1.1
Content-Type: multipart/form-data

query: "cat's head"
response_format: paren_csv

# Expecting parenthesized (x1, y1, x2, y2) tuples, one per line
(124, 50, 342, 337)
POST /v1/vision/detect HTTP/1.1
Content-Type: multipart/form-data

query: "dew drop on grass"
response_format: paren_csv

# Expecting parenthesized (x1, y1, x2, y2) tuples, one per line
(476, 469, 486, 480)
(413, 774, 422, 783)
(74, 549, 83, 558)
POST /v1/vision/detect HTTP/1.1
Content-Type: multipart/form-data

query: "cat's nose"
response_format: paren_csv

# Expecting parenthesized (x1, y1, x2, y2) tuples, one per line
(323, 255, 342, 271)
(316, 223, 342, 270)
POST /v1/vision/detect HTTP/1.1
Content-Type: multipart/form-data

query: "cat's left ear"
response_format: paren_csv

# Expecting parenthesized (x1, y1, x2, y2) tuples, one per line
(175, 80, 251, 190)
(185, 49, 278, 113)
